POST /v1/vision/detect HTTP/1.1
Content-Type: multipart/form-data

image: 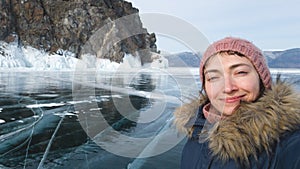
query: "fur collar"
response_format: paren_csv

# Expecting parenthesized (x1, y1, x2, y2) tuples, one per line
(174, 80, 300, 164)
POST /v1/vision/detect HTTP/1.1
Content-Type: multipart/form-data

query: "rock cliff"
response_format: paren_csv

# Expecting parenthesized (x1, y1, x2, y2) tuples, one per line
(0, 0, 157, 64)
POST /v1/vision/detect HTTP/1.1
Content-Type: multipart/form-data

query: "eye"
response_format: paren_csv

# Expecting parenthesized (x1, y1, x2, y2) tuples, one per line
(237, 71, 248, 74)
(206, 75, 219, 82)
(235, 70, 249, 76)
(233, 65, 252, 76)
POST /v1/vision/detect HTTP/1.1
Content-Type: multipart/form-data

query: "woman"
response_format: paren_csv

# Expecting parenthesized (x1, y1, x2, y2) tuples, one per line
(174, 37, 300, 169)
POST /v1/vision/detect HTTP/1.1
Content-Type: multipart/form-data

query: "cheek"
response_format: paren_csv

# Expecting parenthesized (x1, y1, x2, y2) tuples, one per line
(204, 84, 213, 99)
(243, 81, 261, 101)
(251, 84, 261, 100)
(205, 82, 222, 98)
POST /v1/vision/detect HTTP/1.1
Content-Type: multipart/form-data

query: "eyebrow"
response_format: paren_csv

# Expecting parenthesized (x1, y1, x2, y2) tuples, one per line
(204, 69, 219, 75)
(229, 63, 252, 70)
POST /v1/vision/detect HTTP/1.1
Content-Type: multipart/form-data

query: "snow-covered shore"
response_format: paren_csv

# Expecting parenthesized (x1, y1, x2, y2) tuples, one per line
(0, 41, 168, 72)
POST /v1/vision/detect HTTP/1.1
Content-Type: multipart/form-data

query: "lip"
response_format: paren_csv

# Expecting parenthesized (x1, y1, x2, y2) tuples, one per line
(223, 95, 245, 103)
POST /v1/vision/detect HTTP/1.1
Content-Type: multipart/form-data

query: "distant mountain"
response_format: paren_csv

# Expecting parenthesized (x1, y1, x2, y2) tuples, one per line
(264, 48, 300, 68)
(165, 48, 300, 68)
(164, 52, 201, 67)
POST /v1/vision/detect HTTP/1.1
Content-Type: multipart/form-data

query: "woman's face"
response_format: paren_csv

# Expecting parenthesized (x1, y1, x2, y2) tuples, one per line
(204, 53, 261, 116)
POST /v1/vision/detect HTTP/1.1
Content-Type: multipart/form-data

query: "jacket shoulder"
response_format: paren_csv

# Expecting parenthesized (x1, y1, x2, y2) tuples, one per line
(275, 129, 300, 168)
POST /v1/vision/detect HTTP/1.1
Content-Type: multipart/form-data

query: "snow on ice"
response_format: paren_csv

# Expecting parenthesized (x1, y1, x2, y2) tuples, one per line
(0, 40, 169, 71)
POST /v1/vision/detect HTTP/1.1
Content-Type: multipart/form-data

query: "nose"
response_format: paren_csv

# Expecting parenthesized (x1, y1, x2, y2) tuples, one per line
(223, 76, 238, 93)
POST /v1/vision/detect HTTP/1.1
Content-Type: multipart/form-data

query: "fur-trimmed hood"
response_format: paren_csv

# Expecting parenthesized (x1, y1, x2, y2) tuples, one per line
(174, 80, 300, 164)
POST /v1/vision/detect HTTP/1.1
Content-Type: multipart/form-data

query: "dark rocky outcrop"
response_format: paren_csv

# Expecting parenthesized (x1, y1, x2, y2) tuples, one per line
(0, 0, 157, 64)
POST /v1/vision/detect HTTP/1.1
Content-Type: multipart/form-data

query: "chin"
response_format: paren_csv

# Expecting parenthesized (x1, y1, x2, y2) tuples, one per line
(222, 108, 237, 116)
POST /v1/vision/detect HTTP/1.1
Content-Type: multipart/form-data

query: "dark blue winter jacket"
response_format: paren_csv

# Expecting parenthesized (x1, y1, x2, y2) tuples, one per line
(181, 109, 300, 169)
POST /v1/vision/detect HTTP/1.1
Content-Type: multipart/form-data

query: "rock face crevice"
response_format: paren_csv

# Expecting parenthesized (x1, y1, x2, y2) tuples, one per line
(0, 0, 157, 64)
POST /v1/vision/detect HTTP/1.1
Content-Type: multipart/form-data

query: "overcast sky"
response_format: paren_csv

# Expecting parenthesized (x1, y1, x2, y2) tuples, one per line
(129, 0, 300, 53)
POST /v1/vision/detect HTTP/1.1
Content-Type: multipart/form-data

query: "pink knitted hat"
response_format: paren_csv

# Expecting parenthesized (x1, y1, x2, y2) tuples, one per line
(200, 37, 272, 89)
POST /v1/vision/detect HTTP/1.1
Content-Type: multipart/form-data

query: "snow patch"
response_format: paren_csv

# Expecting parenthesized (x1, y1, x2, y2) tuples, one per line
(0, 40, 168, 71)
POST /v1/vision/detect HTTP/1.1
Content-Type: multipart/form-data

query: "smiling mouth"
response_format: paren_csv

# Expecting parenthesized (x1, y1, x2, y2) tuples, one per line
(223, 95, 245, 103)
